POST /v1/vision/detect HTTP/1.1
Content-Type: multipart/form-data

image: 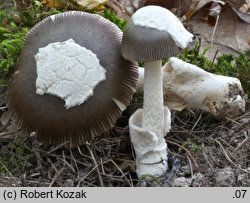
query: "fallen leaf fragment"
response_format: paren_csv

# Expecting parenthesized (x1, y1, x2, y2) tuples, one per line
(191, 3, 250, 53)
(106, 0, 131, 19)
(181, 0, 225, 21)
(229, 1, 250, 23)
(239, 0, 250, 13)
(76, 0, 107, 10)
(42, 0, 68, 8)
(146, 0, 192, 17)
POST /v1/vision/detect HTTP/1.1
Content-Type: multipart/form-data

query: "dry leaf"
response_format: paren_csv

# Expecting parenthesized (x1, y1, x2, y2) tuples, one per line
(107, 0, 147, 19)
(146, 0, 176, 9)
(76, 0, 107, 10)
(146, 0, 192, 16)
(239, 0, 250, 13)
(229, 1, 250, 23)
(42, 0, 68, 8)
(191, 3, 250, 53)
(106, 0, 131, 19)
(229, 0, 248, 9)
(199, 38, 239, 60)
(181, 0, 225, 21)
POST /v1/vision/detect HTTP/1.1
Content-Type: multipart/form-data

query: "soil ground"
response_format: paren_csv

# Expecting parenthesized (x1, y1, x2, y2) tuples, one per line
(1, 88, 250, 186)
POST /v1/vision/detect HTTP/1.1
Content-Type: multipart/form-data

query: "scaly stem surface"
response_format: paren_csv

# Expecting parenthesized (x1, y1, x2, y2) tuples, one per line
(142, 60, 164, 138)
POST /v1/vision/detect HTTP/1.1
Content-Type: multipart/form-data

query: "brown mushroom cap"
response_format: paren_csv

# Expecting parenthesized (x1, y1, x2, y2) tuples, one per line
(6, 11, 138, 147)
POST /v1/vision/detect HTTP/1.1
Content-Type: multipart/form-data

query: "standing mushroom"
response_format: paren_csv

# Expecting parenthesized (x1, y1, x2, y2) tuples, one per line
(121, 6, 193, 178)
(6, 11, 138, 147)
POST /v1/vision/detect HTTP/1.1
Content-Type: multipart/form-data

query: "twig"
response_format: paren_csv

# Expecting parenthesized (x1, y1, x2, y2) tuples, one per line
(49, 166, 65, 187)
(70, 149, 79, 176)
(24, 179, 50, 186)
(110, 159, 132, 186)
(167, 149, 186, 159)
(210, 42, 241, 54)
(77, 146, 91, 159)
(167, 139, 199, 168)
(203, 151, 214, 171)
(211, 14, 220, 45)
(81, 164, 100, 182)
(0, 160, 18, 184)
(86, 143, 104, 187)
(100, 158, 105, 174)
(189, 113, 202, 136)
(0, 129, 21, 137)
(0, 106, 7, 110)
(212, 50, 219, 66)
(61, 151, 76, 174)
(45, 141, 69, 155)
(47, 158, 65, 187)
(235, 130, 250, 150)
(110, 159, 131, 180)
(30, 132, 43, 172)
(234, 112, 250, 121)
(215, 139, 250, 173)
(225, 117, 241, 125)
(174, 115, 193, 127)
(186, 154, 194, 182)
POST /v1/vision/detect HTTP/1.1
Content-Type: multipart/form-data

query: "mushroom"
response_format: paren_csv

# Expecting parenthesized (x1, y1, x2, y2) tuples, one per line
(6, 11, 138, 147)
(137, 57, 246, 119)
(121, 6, 193, 178)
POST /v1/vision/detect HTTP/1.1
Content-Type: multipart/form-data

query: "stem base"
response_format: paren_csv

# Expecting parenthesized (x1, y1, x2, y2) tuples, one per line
(129, 107, 171, 178)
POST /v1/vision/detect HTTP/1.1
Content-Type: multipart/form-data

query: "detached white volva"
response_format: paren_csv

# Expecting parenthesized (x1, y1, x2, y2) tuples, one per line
(136, 57, 246, 118)
(121, 6, 193, 178)
(35, 38, 106, 109)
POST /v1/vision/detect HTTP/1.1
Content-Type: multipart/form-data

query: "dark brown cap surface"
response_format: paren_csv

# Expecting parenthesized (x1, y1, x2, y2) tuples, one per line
(6, 11, 138, 147)
(121, 19, 181, 62)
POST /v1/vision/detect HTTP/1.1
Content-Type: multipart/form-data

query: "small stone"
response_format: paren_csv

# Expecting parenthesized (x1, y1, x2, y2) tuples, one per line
(214, 167, 236, 186)
(180, 165, 191, 176)
(173, 177, 191, 187)
(238, 173, 250, 187)
(192, 173, 205, 187)
(63, 179, 74, 187)
(0, 111, 11, 125)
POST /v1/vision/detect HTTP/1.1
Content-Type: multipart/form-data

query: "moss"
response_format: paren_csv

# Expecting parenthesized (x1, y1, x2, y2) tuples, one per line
(0, 1, 61, 79)
(0, 138, 35, 175)
(178, 39, 250, 96)
(0, 22, 28, 77)
(181, 139, 205, 154)
(102, 10, 127, 30)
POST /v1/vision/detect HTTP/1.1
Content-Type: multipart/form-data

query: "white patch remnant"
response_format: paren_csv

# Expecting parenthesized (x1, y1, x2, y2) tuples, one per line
(132, 6, 193, 49)
(35, 38, 106, 109)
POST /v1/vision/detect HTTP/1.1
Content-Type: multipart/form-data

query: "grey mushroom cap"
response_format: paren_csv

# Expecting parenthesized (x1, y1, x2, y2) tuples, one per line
(6, 11, 138, 148)
(121, 19, 181, 62)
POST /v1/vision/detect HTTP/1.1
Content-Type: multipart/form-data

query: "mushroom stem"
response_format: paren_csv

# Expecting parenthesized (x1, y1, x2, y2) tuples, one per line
(142, 60, 165, 138)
